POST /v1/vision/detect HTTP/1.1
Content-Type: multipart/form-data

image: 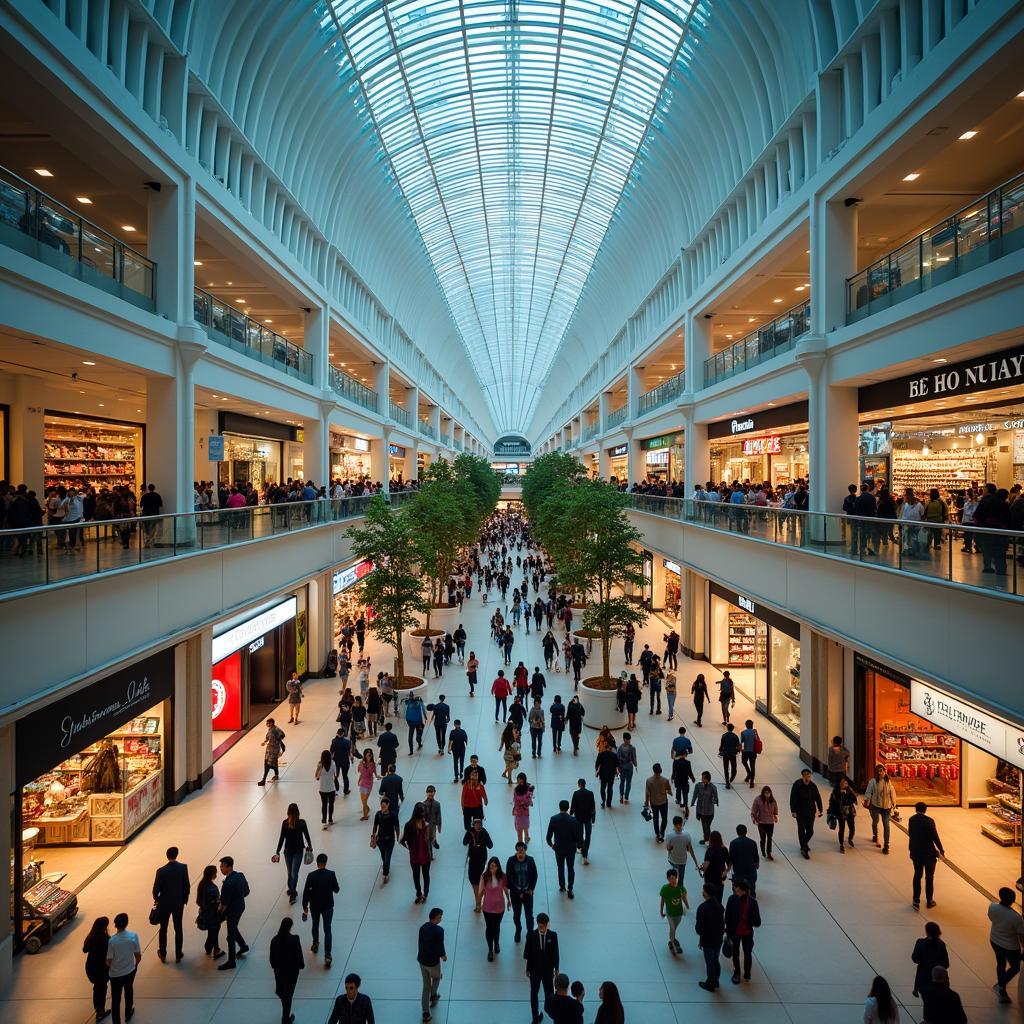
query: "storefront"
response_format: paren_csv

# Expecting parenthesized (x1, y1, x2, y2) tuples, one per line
(13, 648, 176, 949)
(643, 433, 684, 482)
(43, 412, 144, 495)
(210, 594, 302, 758)
(853, 655, 1023, 890)
(608, 443, 628, 482)
(217, 412, 296, 491)
(708, 402, 809, 486)
(331, 432, 371, 481)
(858, 342, 1024, 499)
(332, 559, 375, 649)
(708, 583, 801, 740)
(389, 443, 407, 480)
(663, 559, 681, 619)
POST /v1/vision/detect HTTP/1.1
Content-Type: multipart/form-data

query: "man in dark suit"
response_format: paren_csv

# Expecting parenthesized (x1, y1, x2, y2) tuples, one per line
(545, 972, 584, 1023)
(505, 842, 539, 943)
(217, 856, 250, 970)
(327, 972, 376, 1024)
(569, 779, 596, 865)
(908, 801, 944, 909)
(152, 846, 190, 962)
(545, 800, 580, 897)
(524, 913, 559, 1024)
(695, 882, 725, 991)
(728, 824, 760, 896)
(302, 853, 341, 967)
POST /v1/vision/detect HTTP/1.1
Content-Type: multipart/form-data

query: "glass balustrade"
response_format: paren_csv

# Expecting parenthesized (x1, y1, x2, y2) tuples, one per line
(389, 400, 413, 428)
(606, 406, 628, 429)
(704, 300, 810, 387)
(637, 370, 685, 415)
(329, 365, 379, 412)
(0, 165, 156, 310)
(420, 419, 437, 440)
(628, 494, 1022, 598)
(193, 287, 313, 383)
(847, 170, 1024, 323)
(0, 493, 415, 598)
(582, 423, 600, 442)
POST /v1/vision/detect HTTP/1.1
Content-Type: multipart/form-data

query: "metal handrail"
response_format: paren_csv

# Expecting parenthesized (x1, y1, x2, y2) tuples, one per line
(329, 365, 379, 411)
(420, 419, 437, 440)
(627, 494, 1022, 598)
(389, 400, 413, 428)
(193, 286, 313, 383)
(637, 370, 685, 416)
(847, 168, 1024, 323)
(0, 493, 415, 600)
(0, 164, 156, 305)
(606, 406, 628, 428)
(703, 299, 810, 387)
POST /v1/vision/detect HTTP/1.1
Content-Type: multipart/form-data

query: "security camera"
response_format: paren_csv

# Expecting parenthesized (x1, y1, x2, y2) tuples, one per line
(704, 313, 714, 319)
(144, 181, 161, 192)
(844, 197, 862, 207)
(71, 371, 78, 381)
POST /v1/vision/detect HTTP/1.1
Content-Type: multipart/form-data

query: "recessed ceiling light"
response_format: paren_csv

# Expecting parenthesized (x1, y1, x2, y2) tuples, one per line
(265, 319, 273, 324)
(264, 410, 270, 414)
(98, 403, 104, 407)
(772, 297, 782, 303)
(1018, 91, 1024, 99)
(34, 168, 53, 177)
(767, 402, 776, 406)
(933, 358, 947, 363)
(726, 334, 733, 339)
(121, 225, 136, 232)
(340, 361, 346, 366)
(75, 196, 92, 205)
(136, 409, 141, 412)
(794, 286, 805, 292)
(79, 390, 86, 394)
(747, 317, 756, 323)
(222, 398, 228, 402)
(212, 394, 218, 398)
(958, 130, 978, 141)
(964, 397, 978, 402)
(235, 298, 245, 304)
(82, 360, 96, 366)
(902, 172, 920, 182)
(227, 281, 233, 286)
(804, 248, 810, 254)
(194, 260, 203, 266)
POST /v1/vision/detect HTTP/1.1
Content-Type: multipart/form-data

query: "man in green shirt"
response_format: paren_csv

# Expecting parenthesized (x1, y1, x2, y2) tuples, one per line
(659, 868, 689, 955)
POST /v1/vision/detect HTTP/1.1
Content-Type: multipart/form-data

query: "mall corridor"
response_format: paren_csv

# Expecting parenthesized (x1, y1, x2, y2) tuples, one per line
(1, 592, 1013, 1024)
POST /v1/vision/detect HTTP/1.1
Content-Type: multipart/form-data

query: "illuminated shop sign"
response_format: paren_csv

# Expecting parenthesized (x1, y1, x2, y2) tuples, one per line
(741, 435, 781, 456)
(333, 559, 375, 595)
(388, 444, 407, 457)
(610, 444, 628, 457)
(663, 560, 681, 575)
(730, 418, 755, 434)
(212, 597, 297, 662)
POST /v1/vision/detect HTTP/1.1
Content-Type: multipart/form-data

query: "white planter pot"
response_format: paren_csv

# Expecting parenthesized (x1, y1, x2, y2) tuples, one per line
(403, 629, 444, 665)
(579, 678, 627, 730)
(394, 680, 429, 704)
(424, 603, 460, 630)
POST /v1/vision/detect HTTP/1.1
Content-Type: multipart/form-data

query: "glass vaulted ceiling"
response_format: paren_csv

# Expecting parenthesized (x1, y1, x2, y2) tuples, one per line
(320, 0, 705, 434)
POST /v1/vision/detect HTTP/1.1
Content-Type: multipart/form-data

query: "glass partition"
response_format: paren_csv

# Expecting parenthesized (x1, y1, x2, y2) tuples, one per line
(703, 300, 809, 387)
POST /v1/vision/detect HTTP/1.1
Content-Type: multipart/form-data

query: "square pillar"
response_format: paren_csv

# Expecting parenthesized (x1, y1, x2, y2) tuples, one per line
(370, 429, 390, 489)
(9, 374, 45, 497)
(598, 391, 610, 434)
(684, 311, 713, 391)
(305, 306, 330, 392)
(147, 177, 196, 323)
(681, 569, 706, 659)
(627, 431, 644, 485)
(303, 400, 332, 487)
(372, 360, 390, 417)
(810, 196, 858, 335)
(683, 403, 709, 489)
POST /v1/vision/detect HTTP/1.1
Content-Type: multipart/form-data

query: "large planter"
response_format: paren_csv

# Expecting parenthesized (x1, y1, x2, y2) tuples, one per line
(424, 603, 459, 630)
(579, 675, 627, 730)
(403, 628, 444, 664)
(393, 677, 428, 702)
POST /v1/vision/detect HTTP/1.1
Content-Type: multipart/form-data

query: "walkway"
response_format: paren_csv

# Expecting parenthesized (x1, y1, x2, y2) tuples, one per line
(3, 586, 1014, 1023)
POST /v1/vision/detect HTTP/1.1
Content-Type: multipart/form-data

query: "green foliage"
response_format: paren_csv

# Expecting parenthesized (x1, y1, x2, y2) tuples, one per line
(346, 494, 429, 681)
(521, 452, 586, 549)
(455, 452, 501, 522)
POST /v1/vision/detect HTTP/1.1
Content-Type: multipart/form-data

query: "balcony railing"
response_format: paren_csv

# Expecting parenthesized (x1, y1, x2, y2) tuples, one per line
(194, 287, 313, 383)
(420, 419, 437, 440)
(582, 423, 599, 442)
(704, 299, 810, 387)
(847, 169, 1024, 324)
(628, 494, 1023, 599)
(0, 165, 155, 310)
(606, 406, 628, 429)
(389, 400, 413, 429)
(637, 370, 685, 416)
(329, 365, 379, 412)
(0, 492, 416, 600)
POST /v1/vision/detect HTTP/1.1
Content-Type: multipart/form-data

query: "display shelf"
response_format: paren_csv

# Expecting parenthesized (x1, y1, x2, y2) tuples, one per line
(782, 688, 801, 708)
(727, 611, 765, 668)
(892, 449, 990, 498)
(43, 419, 142, 496)
(983, 771, 1022, 847)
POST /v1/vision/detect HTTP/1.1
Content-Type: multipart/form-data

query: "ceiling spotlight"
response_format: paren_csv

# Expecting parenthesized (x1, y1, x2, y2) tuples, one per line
(76, 196, 93, 205)
(265, 319, 273, 323)
(236, 298, 246, 304)
(121, 225, 137, 232)
(194, 260, 203, 266)
(82, 360, 96, 366)
(794, 286, 805, 292)
(958, 130, 978, 140)
(748, 317, 756, 323)
(98, 403, 105, 407)
(902, 172, 920, 182)
(772, 298, 782, 303)
(34, 168, 53, 177)
(933, 358, 947, 364)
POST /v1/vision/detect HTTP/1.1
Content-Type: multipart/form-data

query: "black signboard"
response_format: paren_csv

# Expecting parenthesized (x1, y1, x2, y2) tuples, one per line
(707, 401, 809, 440)
(859, 343, 1024, 413)
(16, 648, 175, 786)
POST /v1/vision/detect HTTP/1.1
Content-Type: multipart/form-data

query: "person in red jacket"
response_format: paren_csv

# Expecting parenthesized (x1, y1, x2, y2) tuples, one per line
(492, 671, 512, 723)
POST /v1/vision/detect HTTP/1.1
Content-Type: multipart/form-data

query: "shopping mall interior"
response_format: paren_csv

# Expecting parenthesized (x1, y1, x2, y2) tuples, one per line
(1, 1, 1023, 1022)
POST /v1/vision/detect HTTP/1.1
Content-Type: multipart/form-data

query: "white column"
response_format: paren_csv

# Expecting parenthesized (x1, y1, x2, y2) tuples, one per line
(810, 195, 858, 335)
(627, 365, 643, 420)
(598, 445, 612, 479)
(626, 429, 644, 485)
(682, 569, 707, 659)
(684, 311, 713, 392)
(431, 405, 442, 440)
(305, 306, 331, 392)
(147, 176, 195, 323)
(407, 385, 420, 426)
(598, 391, 610, 434)
(8, 374, 45, 496)
(683, 399, 709, 488)
(303, 399, 333, 487)
(650, 555, 666, 611)
(370, 429, 391, 490)
(373, 359, 390, 419)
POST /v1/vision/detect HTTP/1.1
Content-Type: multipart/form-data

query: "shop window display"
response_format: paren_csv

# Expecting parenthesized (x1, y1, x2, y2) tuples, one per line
(43, 414, 142, 494)
(984, 762, 1023, 847)
(767, 631, 800, 735)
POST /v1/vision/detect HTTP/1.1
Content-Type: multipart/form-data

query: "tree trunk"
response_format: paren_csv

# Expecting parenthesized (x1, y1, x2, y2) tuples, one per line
(396, 626, 405, 682)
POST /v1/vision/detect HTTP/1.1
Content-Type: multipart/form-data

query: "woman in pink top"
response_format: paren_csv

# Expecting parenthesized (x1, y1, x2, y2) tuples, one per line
(511, 773, 534, 845)
(479, 857, 510, 960)
(357, 750, 378, 821)
(749, 785, 779, 860)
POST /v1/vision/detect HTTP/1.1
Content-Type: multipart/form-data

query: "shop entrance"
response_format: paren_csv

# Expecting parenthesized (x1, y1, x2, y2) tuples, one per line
(708, 583, 801, 740)
(12, 649, 176, 951)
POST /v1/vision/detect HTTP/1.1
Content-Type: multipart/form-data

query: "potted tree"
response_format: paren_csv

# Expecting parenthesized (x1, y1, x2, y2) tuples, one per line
(346, 493, 430, 693)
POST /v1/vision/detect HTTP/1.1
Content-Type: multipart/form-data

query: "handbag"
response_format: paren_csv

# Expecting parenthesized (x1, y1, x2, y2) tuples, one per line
(148, 903, 161, 926)
(195, 909, 208, 931)
(753, 732, 763, 755)
(641, 805, 653, 822)
(369, 833, 378, 849)
(826, 812, 838, 830)
(304, 849, 314, 865)
(722, 935, 734, 959)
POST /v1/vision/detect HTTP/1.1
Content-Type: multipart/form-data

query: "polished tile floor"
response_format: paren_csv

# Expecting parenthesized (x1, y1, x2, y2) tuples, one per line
(3, 586, 1016, 1023)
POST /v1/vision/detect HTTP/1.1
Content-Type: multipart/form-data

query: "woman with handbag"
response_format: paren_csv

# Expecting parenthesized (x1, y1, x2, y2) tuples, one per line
(357, 749, 378, 821)
(479, 856, 511, 961)
(273, 803, 313, 905)
(828, 776, 858, 852)
(195, 865, 223, 960)
(463, 817, 494, 911)
(371, 796, 401, 884)
(315, 750, 339, 830)
(723, 879, 761, 984)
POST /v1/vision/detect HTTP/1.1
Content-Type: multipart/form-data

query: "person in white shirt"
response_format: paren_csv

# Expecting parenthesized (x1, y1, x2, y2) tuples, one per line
(899, 487, 925, 557)
(988, 887, 1024, 1003)
(106, 913, 142, 1024)
(665, 815, 701, 882)
(863, 975, 899, 1023)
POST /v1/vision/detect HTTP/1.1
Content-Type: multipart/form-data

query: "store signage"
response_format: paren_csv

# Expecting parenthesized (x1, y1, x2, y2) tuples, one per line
(645, 450, 669, 465)
(643, 434, 677, 450)
(16, 648, 175, 787)
(737, 595, 755, 614)
(663, 560, 681, 575)
(957, 422, 996, 435)
(332, 558, 375, 595)
(610, 444, 628, 457)
(730, 418, 755, 434)
(352, 437, 369, 452)
(211, 650, 242, 731)
(859, 343, 1024, 411)
(388, 443, 406, 457)
(207, 435, 225, 461)
(212, 597, 297, 662)
(708, 401, 809, 440)
(742, 435, 782, 456)
(248, 637, 265, 655)
(910, 681, 1024, 771)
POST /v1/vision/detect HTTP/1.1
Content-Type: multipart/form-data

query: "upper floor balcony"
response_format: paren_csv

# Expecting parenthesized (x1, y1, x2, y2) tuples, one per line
(389, 399, 413, 429)
(582, 422, 600, 443)
(420, 418, 437, 440)
(193, 287, 313, 384)
(606, 405, 628, 430)
(637, 370, 685, 416)
(0, 165, 155, 310)
(703, 298, 810, 388)
(847, 169, 1024, 325)
(329, 364, 379, 413)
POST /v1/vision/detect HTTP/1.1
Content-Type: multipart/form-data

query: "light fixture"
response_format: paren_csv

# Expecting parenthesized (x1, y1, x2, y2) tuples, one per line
(726, 334, 733, 339)
(795, 286, 805, 292)
(236, 298, 246, 304)
(121, 225, 136, 232)
(75, 196, 92, 205)
(748, 317, 756, 323)
(1018, 91, 1024, 98)
(34, 168, 53, 177)
(922, 443, 930, 456)
(212, 394, 218, 398)
(772, 297, 782, 304)
(976, 432, 985, 445)
(98, 403, 104, 407)
(958, 130, 978, 141)
(82, 360, 96, 366)
(933, 358, 947, 363)
(902, 172, 920, 182)
(79, 390, 86, 394)
(265, 319, 273, 324)
(194, 260, 203, 266)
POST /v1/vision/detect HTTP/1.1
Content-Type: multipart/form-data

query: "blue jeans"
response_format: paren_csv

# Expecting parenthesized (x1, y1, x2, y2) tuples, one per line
(619, 766, 633, 799)
(311, 906, 333, 956)
(284, 851, 303, 897)
(868, 806, 891, 848)
(666, 693, 676, 718)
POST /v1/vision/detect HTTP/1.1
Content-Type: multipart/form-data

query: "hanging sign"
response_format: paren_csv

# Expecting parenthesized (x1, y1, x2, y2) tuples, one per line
(212, 597, 297, 662)
(207, 435, 225, 461)
(742, 436, 782, 456)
